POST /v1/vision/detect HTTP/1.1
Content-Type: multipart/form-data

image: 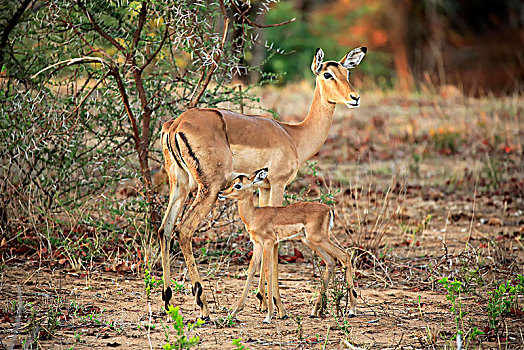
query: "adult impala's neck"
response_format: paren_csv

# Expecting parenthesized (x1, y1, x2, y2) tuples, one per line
(236, 196, 256, 227)
(285, 84, 336, 164)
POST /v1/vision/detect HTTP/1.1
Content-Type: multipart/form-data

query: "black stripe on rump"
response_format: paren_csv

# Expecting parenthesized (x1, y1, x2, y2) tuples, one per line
(177, 132, 203, 177)
(165, 133, 184, 169)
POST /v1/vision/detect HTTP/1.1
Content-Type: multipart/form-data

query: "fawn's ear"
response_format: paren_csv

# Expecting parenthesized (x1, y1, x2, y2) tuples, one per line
(311, 48, 324, 75)
(252, 168, 268, 185)
(340, 46, 367, 69)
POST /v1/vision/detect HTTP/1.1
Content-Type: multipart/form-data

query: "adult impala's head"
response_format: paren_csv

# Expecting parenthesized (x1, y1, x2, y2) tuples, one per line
(311, 47, 367, 108)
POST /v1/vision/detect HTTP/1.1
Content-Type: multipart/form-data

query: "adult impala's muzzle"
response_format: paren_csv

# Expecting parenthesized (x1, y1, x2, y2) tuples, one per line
(345, 93, 360, 108)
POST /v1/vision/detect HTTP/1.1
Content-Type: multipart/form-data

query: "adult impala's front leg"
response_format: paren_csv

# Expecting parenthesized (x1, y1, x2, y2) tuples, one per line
(232, 241, 263, 316)
(255, 188, 270, 312)
(263, 240, 275, 324)
(268, 184, 287, 317)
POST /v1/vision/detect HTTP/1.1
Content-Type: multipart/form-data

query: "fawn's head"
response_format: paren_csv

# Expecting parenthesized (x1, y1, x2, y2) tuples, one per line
(218, 168, 268, 201)
(312, 47, 367, 108)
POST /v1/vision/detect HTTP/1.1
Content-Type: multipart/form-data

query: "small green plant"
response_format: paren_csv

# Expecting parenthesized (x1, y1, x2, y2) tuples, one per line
(232, 337, 248, 350)
(294, 315, 303, 341)
(468, 326, 484, 341)
(215, 313, 236, 328)
(487, 275, 524, 331)
(438, 277, 465, 338)
(172, 279, 185, 294)
(74, 331, 83, 344)
(144, 269, 163, 299)
(328, 297, 352, 341)
(163, 305, 204, 350)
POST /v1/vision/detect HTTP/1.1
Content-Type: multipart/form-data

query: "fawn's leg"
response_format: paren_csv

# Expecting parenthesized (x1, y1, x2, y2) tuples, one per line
(272, 243, 287, 318)
(320, 241, 357, 316)
(304, 242, 334, 318)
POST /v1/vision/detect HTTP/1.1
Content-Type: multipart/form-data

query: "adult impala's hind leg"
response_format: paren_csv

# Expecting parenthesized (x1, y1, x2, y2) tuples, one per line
(158, 168, 191, 309)
(176, 184, 223, 319)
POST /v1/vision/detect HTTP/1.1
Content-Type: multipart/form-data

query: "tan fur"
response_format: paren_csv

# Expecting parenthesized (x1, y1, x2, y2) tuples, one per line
(158, 48, 366, 318)
(220, 173, 357, 323)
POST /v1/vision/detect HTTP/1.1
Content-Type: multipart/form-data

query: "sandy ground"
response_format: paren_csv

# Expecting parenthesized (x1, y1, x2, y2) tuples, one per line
(1, 88, 523, 349)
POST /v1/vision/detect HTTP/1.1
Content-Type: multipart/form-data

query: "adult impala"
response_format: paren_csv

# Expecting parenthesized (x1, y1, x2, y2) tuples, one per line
(158, 47, 367, 319)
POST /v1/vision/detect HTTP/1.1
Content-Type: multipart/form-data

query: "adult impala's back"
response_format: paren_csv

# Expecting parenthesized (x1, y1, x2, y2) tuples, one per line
(158, 47, 367, 318)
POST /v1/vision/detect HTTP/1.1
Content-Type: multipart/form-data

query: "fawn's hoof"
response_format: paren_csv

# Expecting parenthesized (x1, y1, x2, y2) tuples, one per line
(346, 308, 357, 318)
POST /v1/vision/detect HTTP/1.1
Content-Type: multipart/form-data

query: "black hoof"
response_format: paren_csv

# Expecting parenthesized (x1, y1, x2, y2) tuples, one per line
(279, 315, 289, 320)
(162, 287, 173, 310)
(347, 313, 356, 318)
(309, 314, 318, 319)
(193, 282, 203, 308)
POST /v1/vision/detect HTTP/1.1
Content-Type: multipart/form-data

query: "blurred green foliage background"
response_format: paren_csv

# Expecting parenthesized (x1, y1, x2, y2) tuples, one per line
(259, 0, 522, 94)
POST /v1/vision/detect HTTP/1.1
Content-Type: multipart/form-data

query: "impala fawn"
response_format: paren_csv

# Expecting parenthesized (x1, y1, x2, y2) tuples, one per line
(218, 169, 357, 323)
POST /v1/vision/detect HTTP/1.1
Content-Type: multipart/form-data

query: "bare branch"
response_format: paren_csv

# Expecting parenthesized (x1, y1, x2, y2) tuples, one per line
(110, 69, 142, 165)
(133, 1, 147, 50)
(66, 71, 110, 119)
(77, 2, 126, 52)
(139, 24, 170, 72)
(247, 17, 295, 28)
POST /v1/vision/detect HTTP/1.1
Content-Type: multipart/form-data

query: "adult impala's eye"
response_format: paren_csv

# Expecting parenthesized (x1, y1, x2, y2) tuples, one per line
(234, 183, 242, 190)
(323, 72, 333, 79)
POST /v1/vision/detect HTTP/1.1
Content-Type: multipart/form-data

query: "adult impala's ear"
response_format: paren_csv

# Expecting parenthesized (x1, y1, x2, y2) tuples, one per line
(252, 168, 268, 185)
(340, 46, 367, 69)
(311, 48, 324, 75)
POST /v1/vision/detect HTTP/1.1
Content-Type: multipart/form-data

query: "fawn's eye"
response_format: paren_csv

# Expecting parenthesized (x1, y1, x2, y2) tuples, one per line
(323, 72, 333, 79)
(234, 183, 242, 190)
